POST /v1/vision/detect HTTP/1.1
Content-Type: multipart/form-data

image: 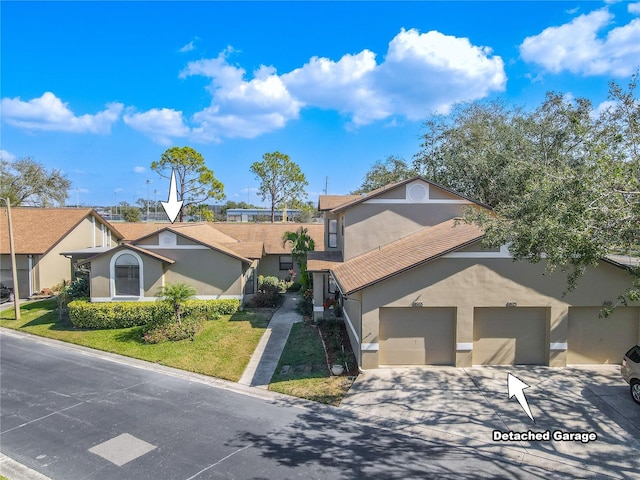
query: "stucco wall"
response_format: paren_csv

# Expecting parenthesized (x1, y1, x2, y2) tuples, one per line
(38, 217, 105, 292)
(343, 203, 470, 260)
(155, 248, 243, 296)
(356, 257, 638, 369)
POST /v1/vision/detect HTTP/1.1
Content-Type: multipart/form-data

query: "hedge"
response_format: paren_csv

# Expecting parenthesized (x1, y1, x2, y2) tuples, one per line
(68, 298, 241, 329)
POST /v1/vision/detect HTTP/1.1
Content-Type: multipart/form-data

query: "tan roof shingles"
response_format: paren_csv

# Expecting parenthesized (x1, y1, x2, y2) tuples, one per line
(332, 219, 484, 294)
(318, 195, 362, 211)
(214, 223, 324, 254)
(0, 207, 121, 255)
(308, 251, 343, 271)
(112, 222, 168, 241)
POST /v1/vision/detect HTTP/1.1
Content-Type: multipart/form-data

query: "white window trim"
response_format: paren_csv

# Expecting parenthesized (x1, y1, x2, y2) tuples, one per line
(110, 250, 144, 299)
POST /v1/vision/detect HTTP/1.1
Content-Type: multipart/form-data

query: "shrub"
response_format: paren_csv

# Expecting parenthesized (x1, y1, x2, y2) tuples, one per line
(68, 298, 240, 329)
(258, 276, 281, 294)
(143, 315, 205, 343)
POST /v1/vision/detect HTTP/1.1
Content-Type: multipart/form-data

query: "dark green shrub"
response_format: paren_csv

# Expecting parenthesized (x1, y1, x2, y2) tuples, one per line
(68, 298, 239, 329)
(143, 315, 205, 343)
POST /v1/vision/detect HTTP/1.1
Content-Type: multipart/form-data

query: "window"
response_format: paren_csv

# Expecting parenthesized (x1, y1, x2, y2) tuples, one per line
(328, 276, 336, 294)
(114, 253, 140, 296)
(328, 219, 337, 248)
(279, 255, 293, 271)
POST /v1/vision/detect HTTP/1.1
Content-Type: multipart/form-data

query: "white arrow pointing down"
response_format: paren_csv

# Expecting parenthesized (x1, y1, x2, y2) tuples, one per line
(161, 169, 183, 224)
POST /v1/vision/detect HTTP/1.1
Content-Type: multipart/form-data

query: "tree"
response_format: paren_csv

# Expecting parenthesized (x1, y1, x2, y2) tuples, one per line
(157, 282, 196, 326)
(0, 156, 71, 206)
(250, 151, 308, 222)
(414, 75, 640, 304)
(151, 146, 225, 222)
(119, 202, 142, 222)
(352, 155, 418, 194)
(282, 226, 315, 289)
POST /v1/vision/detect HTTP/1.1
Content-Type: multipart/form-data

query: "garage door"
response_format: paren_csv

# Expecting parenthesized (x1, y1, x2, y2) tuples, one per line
(567, 307, 640, 364)
(473, 307, 547, 365)
(379, 307, 455, 365)
(0, 268, 30, 299)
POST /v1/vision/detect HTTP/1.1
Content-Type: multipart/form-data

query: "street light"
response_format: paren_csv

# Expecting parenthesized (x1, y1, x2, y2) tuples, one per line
(153, 189, 158, 219)
(1, 198, 20, 320)
(145, 179, 152, 221)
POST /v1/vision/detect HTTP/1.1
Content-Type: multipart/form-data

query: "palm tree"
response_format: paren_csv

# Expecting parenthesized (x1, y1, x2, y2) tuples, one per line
(157, 282, 196, 325)
(282, 227, 315, 289)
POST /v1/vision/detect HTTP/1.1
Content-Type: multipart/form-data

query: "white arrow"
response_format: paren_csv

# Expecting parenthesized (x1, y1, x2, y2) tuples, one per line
(508, 373, 534, 422)
(161, 169, 183, 224)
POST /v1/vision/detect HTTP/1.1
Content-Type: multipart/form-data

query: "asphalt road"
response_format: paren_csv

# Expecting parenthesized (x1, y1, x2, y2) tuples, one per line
(0, 331, 588, 479)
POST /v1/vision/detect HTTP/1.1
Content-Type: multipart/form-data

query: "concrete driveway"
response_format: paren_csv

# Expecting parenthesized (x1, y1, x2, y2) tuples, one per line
(340, 365, 640, 479)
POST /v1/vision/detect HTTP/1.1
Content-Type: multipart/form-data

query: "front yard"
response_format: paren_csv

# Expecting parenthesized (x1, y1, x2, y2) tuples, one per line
(0, 300, 269, 382)
(269, 318, 357, 406)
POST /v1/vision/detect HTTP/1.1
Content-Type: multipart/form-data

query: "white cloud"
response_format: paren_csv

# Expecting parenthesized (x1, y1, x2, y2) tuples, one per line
(520, 8, 640, 76)
(630, 3, 640, 14)
(174, 29, 505, 140)
(179, 38, 197, 53)
(375, 29, 506, 118)
(0, 149, 16, 162)
(123, 107, 190, 145)
(181, 50, 303, 141)
(1, 92, 122, 133)
(133, 166, 146, 173)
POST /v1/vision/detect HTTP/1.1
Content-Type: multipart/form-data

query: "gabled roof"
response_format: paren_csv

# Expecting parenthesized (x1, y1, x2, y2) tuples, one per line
(223, 241, 264, 259)
(326, 177, 489, 213)
(130, 223, 252, 264)
(332, 218, 484, 294)
(214, 223, 325, 254)
(79, 243, 175, 265)
(318, 195, 362, 211)
(0, 207, 122, 255)
(307, 251, 344, 272)
(111, 222, 169, 241)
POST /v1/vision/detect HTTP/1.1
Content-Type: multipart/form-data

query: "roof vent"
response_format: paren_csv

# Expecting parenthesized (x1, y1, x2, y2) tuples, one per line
(408, 183, 428, 202)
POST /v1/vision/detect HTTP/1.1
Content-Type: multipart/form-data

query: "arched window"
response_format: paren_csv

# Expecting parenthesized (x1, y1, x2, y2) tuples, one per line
(114, 253, 140, 296)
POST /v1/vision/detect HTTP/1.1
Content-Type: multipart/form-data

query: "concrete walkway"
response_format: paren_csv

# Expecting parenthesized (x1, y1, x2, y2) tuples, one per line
(238, 293, 302, 388)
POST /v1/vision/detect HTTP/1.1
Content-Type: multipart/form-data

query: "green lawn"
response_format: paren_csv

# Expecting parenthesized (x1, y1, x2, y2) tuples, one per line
(0, 299, 269, 382)
(269, 321, 355, 405)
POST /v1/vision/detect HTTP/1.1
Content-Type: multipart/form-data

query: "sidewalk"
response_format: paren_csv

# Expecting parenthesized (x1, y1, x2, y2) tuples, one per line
(238, 293, 302, 388)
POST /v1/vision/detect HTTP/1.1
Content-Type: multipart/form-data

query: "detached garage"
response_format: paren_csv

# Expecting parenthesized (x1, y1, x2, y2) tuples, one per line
(379, 307, 455, 366)
(473, 307, 548, 365)
(567, 307, 640, 364)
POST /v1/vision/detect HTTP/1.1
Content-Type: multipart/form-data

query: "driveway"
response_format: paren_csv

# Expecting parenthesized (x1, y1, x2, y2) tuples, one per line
(340, 365, 640, 479)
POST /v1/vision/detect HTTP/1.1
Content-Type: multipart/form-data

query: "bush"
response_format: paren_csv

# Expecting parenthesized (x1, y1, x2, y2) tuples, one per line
(247, 292, 281, 308)
(143, 315, 205, 343)
(68, 298, 240, 329)
(258, 276, 281, 294)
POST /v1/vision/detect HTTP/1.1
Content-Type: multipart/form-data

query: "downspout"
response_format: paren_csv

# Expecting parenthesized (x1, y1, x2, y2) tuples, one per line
(28, 254, 33, 297)
(91, 216, 96, 248)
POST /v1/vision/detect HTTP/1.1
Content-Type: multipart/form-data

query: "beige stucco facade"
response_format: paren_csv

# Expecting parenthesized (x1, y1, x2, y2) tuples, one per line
(86, 229, 250, 302)
(315, 178, 639, 370)
(1, 213, 117, 298)
(352, 256, 639, 369)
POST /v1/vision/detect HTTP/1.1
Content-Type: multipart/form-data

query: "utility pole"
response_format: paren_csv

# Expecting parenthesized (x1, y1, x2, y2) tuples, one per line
(114, 190, 118, 218)
(324, 176, 328, 195)
(2, 198, 20, 320)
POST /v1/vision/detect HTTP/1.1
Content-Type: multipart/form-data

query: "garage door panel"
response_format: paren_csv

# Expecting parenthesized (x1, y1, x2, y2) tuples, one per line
(473, 307, 547, 365)
(379, 307, 455, 365)
(568, 307, 639, 364)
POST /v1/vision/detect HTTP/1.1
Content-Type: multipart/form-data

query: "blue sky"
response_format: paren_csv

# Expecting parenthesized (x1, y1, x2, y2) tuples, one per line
(2, 1, 640, 208)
